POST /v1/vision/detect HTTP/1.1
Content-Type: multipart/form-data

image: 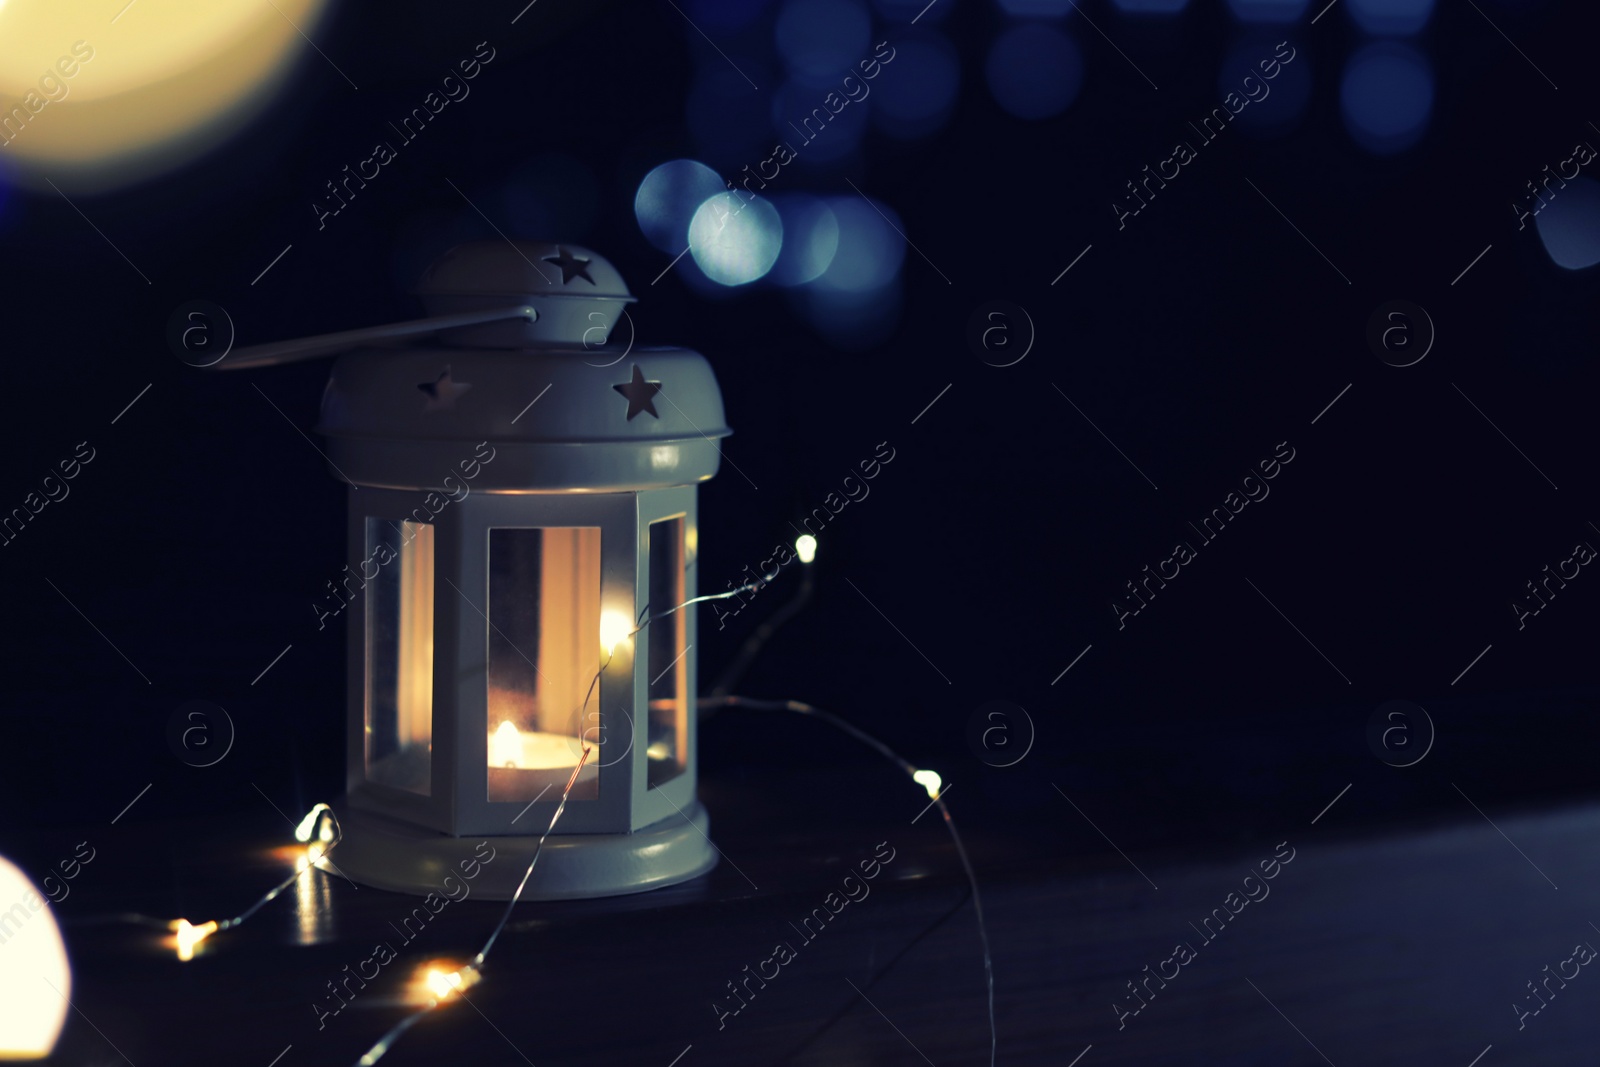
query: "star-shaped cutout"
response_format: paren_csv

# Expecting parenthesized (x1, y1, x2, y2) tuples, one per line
(612, 364, 662, 421)
(418, 366, 472, 411)
(542, 246, 595, 285)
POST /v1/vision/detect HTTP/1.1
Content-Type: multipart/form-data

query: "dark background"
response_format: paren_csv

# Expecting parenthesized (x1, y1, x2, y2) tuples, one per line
(1, 0, 1596, 946)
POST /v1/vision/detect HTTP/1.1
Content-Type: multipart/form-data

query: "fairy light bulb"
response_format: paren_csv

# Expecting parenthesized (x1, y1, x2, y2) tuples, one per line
(912, 769, 942, 799)
(600, 610, 632, 656)
(420, 963, 479, 1003)
(425, 969, 463, 999)
(294, 803, 332, 843)
(795, 534, 817, 564)
(297, 838, 331, 874)
(171, 918, 219, 961)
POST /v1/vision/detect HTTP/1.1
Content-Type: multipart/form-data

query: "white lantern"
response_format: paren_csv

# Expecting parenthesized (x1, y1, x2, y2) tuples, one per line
(219, 242, 726, 899)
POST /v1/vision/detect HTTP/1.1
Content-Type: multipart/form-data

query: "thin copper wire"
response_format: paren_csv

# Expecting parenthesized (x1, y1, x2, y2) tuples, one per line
(72, 807, 348, 941)
(698, 695, 998, 1067)
(349, 745, 593, 1067)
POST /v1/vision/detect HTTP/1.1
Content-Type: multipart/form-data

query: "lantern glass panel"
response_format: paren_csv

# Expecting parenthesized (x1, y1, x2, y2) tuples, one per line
(364, 519, 434, 796)
(646, 515, 688, 788)
(486, 527, 602, 803)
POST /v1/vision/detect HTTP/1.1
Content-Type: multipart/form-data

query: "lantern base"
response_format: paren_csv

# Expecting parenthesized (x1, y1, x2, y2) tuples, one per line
(326, 800, 718, 900)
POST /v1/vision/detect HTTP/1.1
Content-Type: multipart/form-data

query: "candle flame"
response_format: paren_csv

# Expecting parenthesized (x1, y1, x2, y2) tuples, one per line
(491, 721, 522, 768)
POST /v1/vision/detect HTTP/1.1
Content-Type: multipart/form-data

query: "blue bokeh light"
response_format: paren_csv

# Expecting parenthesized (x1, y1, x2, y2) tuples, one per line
(813, 195, 906, 291)
(1217, 37, 1310, 135)
(685, 0, 773, 31)
(1347, 0, 1434, 34)
(635, 159, 727, 254)
(775, 0, 872, 79)
(689, 192, 784, 285)
(870, 35, 960, 139)
(873, 0, 952, 23)
(985, 25, 1085, 121)
(800, 276, 903, 349)
(1225, 0, 1308, 22)
(1112, 0, 1190, 12)
(1340, 42, 1433, 155)
(996, 0, 1074, 17)
(769, 194, 840, 285)
(390, 207, 500, 291)
(499, 154, 598, 241)
(771, 77, 872, 164)
(1535, 176, 1600, 270)
(687, 66, 773, 167)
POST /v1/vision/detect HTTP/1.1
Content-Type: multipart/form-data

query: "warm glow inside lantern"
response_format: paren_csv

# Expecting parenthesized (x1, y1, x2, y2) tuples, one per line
(222, 241, 725, 899)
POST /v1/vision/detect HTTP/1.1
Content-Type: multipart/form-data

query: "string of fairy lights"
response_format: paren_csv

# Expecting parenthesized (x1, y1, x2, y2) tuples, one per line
(97, 532, 995, 1067)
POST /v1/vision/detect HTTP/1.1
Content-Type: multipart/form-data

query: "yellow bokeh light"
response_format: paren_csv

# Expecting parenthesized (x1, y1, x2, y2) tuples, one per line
(413, 961, 479, 1005)
(170, 918, 218, 962)
(425, 969, 462, 999)
(794, 534, 818, 564)
(0, 856, 71, 1059)
(0, 0, 328, 191)
(296, 841, 328, 873)
(294, 803, 331, 843)
(912, 769, 942, 799)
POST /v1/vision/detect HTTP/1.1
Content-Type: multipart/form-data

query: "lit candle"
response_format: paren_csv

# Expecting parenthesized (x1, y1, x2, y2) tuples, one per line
(488, 720, 591, 769)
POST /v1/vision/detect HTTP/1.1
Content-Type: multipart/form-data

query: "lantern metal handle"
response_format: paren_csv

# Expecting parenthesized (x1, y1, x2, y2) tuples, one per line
(213, 304, 538, 371)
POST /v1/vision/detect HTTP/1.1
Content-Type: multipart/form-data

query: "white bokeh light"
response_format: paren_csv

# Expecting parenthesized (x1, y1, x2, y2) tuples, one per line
(634, 159, 726, 254)
(688, 193, 783, 286)
(0, 856, 71, 1059)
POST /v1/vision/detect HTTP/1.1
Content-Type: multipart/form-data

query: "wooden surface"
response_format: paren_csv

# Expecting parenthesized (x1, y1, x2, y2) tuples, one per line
(18, 768, 1600, 1066)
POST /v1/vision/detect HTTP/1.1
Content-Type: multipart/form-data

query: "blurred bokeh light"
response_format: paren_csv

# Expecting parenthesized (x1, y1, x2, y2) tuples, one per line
(688, 192, 784, 284)
(985, 25, 1085, 120)
(813, 194, 906, 291)
(685, 0, 775, 31)
(870, 34, 960, 139)
(1346, 0, 1434, 34)
(499, 153, 598, 242)
(0, 855, 71, 1059)
(1340, 42, 1433, 154)
(1217, 36, 1310, 135)
(874, 0, 954, 23)
(688, 66, 774, 168)
(0, 0, 328, 192)
(635, 158, 726, 254)
(769, 193, 840, 285)
(996, 0, 1075, 17)
(775, 0, 872, 78)
(770, 78, 872, 164)
(801, 276, 904, 348)
(1111, 0, 1191, 12)
(1225, 0, 1308, 21)
(1534, 176, 1600, 270)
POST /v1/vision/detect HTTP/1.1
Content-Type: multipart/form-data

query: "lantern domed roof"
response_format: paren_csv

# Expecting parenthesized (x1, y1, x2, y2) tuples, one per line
(416, 241, 636, 349)
(415, 241, 633, 302)
(318, 240, 728, 492)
